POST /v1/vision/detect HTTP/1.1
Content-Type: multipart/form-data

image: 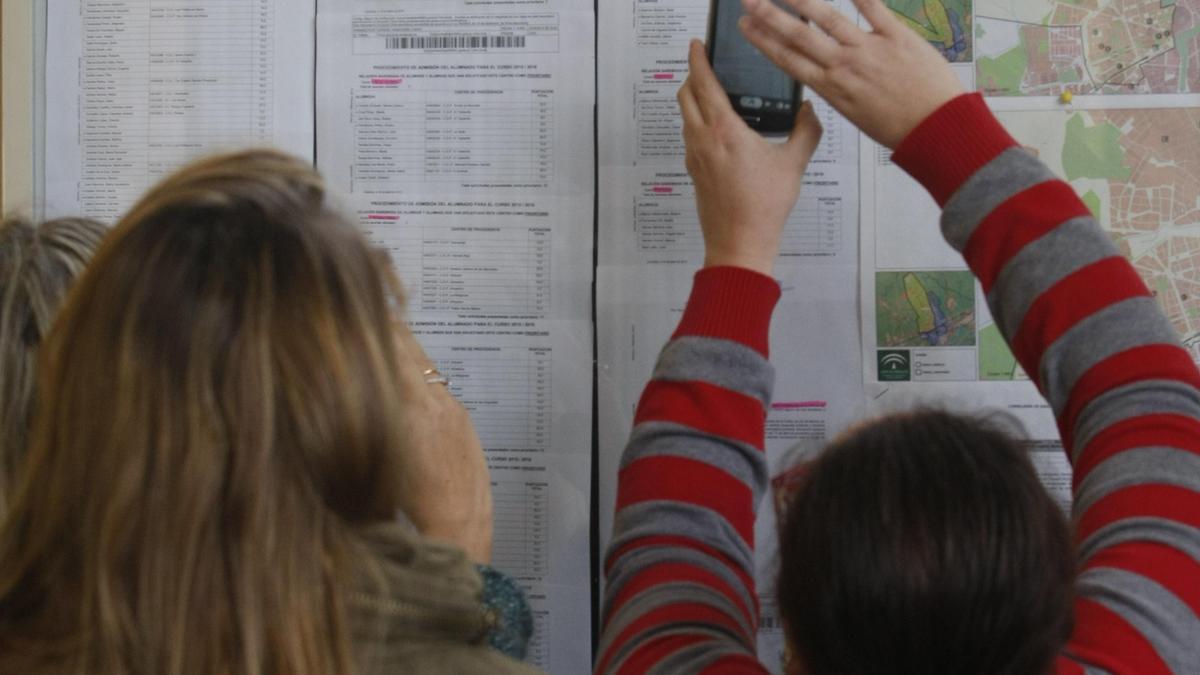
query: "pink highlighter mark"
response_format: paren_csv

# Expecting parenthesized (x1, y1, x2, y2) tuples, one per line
(651, 186, 674, 194)
(771, 401, 828, 410)
(366, 214, 400, 221)
(653, 73, 676, 80)
(371, 77, 403, 85)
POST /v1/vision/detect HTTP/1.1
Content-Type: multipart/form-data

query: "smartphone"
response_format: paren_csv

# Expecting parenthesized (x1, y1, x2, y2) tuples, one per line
(706, 0, 802, 134)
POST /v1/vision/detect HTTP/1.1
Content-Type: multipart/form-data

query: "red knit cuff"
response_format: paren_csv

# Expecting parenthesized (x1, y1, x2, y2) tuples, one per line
(672, 266, 781, 357)
(891, 93, 1019, 207)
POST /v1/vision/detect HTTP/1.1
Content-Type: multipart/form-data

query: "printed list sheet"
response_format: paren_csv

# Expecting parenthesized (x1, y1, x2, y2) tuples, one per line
(45, 0, 316, 220)
(316, 1, 596, 672)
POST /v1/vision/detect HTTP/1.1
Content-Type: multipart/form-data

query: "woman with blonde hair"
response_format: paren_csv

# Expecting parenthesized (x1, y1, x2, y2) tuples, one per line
(0, 150, 535, 675)
(0, 216, 105, 513)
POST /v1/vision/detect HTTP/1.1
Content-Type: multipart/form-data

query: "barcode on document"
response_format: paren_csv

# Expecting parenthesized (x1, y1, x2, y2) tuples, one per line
(384, 35, 527, 49)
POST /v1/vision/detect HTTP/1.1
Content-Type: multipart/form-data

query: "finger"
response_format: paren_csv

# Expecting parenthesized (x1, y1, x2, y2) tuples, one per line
(391, 322, 456, 405)
(851, 0, 901, 34)
(392, 319, 432, 372)
(742, 0, 845, 63)
(778, 0, 868, 46)
(392, 330, 435, 396)
(739, 12, 840, 69)
(740, 17, 827, 86)
(686, 39, 737, 124)
(676, 77, 704, 130)
(784, 101, 824, 161)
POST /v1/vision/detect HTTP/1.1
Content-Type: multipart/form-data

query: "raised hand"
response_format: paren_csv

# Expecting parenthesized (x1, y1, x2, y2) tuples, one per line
(739, 0, 964, 149)
(391, 319, 494, 565)
(678, 40, 823, 275)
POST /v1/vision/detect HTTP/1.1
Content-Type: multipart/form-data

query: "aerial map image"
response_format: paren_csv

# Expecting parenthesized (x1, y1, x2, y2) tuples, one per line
(889, 0, 973, 61)
(976, 0, 1200, 94)
(876, 271, 977, 347)
(992, 108, 1200, 364)
(978, 319, 1027, 380)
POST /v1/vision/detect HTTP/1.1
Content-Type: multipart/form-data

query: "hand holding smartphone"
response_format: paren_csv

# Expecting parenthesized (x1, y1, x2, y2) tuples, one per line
(676, 41, 822, 274)
(706, 0, 803, 134)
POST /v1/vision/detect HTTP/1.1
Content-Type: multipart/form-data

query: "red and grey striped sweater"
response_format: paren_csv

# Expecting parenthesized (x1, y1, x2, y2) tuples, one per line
(597, 93, 1200, 674)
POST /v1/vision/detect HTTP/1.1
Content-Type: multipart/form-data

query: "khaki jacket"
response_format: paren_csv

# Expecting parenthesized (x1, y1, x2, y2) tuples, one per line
(348, 523, 542, 675)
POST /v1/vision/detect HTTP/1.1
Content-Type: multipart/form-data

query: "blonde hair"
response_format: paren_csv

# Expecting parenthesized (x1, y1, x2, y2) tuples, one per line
(0, 150, 413, 674)
(0, 217, 105, 513)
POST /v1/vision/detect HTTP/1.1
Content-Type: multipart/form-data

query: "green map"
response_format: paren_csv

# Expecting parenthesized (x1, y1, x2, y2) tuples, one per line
(1062, 114, 1132, 181)
(979, 323, 1025, 380)
(876, 271, 976, 347)
(975, 0, 1199, 95)
(888, 0, 973, 61)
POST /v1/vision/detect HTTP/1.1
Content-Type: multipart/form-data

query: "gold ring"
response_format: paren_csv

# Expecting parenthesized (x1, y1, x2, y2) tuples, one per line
(422, 367, 450, 386)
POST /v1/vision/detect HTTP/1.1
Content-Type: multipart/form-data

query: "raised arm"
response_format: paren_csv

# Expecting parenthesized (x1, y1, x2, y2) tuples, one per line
(892, 94, 1200, 675)
(743, 0, 1200, 671)
(596, 42, 822, 674)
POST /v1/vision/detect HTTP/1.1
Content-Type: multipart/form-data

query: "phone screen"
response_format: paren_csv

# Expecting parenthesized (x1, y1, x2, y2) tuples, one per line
(710, 0, 796, 113)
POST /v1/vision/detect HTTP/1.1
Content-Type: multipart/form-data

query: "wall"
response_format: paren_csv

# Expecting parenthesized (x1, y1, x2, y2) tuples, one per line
(1, 1, 34, 215)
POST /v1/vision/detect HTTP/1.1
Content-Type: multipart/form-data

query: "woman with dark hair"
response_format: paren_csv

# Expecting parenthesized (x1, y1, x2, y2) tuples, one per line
(0, 216, 105, 514)
(597, 0, 1200, 671)
(0, 150, 534, 674)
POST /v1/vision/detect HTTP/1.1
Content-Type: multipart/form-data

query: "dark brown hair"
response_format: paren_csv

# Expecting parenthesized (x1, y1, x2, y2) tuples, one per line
(777, 410, 1074, 675)
(0, 217, 106, 515)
